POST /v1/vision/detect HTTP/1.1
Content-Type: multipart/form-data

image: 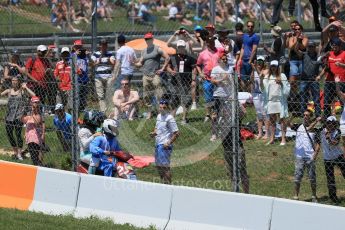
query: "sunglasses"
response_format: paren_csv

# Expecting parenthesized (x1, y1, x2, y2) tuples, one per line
(247, 25, 254, 28)
(294, 28, 301, 31)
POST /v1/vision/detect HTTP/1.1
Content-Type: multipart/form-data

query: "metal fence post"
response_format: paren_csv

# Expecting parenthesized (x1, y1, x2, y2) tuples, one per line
(71, 54, 79, 171)
(209, 0, 216, 25)
(297, 0, 301, 23)
(91, 0, 98, 53)
(232, 73, 240, 192)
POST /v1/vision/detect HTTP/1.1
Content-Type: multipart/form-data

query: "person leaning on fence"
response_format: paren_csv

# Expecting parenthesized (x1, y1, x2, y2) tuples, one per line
(25, 45, 53, 107)
(299, 41, 322, 118)
(2, 49, 25, 90)
(21, 96, 45, 166)
(53, 103, 72, 152)
(89, 119, 121, 177)
(91, 38, 116, 113)
(293, 109, 322, 202)
(150, 99, 179, 184)
(113, 34, 137, 90)
(54, 47, 74, 112)
(261, 60, 290, 146)
(250, 56, 269, 140)
(209, 50, 233, 142)
(166, 39, 197, 124)
(78, 110, 104, 174)
(315, 116, 345, 203)
(1, 76, 35, 160)
(196, 35, 224, 123)
(135, 32, 169, 120)
(112, 78, 139, 121)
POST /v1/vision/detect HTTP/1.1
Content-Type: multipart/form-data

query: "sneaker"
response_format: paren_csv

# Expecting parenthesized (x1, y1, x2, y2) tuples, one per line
(180, 119, 187, 125)
(293, 196, 299, 200)
(210, 134, 217, 142)
(17, 154, 23, 161)
(176, 106, 183, 115)
(191, 102, 197, 111)
(204, 115, 210, 123)
(311, 196, 318, 203)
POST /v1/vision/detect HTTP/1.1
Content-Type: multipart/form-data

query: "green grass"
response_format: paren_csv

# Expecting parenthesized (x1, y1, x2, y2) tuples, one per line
(0, 103, 344, 207)
(0, 208, 155, 230)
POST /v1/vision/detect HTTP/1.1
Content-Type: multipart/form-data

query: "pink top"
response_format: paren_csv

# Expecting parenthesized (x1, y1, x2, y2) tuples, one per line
(24, 116, 43, 145)
(197, 47, 224, 80)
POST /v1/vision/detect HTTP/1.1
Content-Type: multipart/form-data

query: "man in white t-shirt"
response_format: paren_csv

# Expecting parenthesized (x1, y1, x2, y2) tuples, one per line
(113, 35, 137, 90)
(316, 116, 345, 203)
(293, 109, 321, 202)
(150, 99, 179, 184)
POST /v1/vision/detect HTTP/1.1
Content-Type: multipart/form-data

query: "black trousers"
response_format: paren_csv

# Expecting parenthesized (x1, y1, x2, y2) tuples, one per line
(5, 119, 23, 148)
(28, 142, 43, 166)
(324, 155, 345, 200)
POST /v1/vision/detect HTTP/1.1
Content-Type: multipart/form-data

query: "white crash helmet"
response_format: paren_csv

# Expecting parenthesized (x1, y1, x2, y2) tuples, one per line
(102, 119, 120, 136)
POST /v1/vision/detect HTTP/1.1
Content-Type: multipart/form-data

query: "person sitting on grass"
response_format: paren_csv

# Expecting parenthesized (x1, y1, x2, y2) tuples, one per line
(53, 103, 72, 152)
(89, 119, 121, 177)
(150, 99, 179, 184)
(112, 78, 139, 121)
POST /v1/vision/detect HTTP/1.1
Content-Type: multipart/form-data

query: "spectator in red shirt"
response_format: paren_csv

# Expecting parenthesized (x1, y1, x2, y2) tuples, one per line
(25, 45, 53, 107)
(328, 38, 345, 82)
(54, 47, 74, 112)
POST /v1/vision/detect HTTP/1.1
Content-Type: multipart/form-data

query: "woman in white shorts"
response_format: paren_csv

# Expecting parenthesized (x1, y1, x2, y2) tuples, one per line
(251, 56, 269, 139)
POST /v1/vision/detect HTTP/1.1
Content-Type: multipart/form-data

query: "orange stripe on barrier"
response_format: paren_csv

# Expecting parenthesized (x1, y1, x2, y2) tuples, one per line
(0, 161, 37, 210)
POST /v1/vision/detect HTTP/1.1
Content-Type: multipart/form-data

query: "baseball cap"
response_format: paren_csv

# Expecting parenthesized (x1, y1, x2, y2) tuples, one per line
(117, 34, 126, 43)
(194, 25, 203, 31)
(159, 99, 169, 105)
(55, 103, 64, 111)
(74, 40, 83, 46)
(326, 116, 337, 122)
(144, 32, 153, 39)
(11, 49, 20, 56)
(37, 45, 47, 52)
(60, 47, 70, 54)
(271, 25, 282, 37)
(270, 60, 279, 66)
(257, 56, 265, 61)
(205, 23, 215, 30)
(176, 40, 186, 47)
(31, 96, 40, 103)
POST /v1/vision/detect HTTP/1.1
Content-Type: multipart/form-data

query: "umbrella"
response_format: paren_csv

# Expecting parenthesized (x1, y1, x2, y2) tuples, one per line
(126, 38, 176, 55)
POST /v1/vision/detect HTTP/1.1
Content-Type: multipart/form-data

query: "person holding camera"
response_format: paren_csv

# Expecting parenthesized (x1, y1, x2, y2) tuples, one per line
(91, 38, 116, 113)
(72, 39, 90, 112)
(167, 26, 196, 55)
(1, 76, 35, 160)
(2, 49, 25, 90)
(287, 24, 308, 115)
(315, 116, 345, 203)
(293, 109, 321, 202)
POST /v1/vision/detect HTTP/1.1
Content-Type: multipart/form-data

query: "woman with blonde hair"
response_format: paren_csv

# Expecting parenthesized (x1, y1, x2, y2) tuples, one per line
(261, 60, 290, 145)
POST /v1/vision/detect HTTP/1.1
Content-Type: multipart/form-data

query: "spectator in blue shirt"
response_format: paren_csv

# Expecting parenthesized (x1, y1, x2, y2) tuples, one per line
(238, 20, 260, 92)
(53, 103, 72, 152)
(89, 119, 121, 177)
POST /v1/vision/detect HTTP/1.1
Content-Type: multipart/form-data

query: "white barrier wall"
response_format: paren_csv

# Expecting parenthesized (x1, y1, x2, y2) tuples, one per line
(270, 198, 345, 230)
(29, 167, 80, 215)
(74, 174, 173, 229)
(166, 186, 274, 230)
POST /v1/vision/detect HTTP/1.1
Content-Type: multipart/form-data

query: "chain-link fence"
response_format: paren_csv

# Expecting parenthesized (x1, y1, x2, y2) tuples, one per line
(0, 36, 345, 206)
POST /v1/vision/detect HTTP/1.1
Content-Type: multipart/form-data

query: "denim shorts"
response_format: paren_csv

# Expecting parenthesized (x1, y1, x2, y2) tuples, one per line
(240, 61, 252, 81)
(289, 60, 303, 77)
(294, 157, 316, 183)
(155, 144, 172, 167)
